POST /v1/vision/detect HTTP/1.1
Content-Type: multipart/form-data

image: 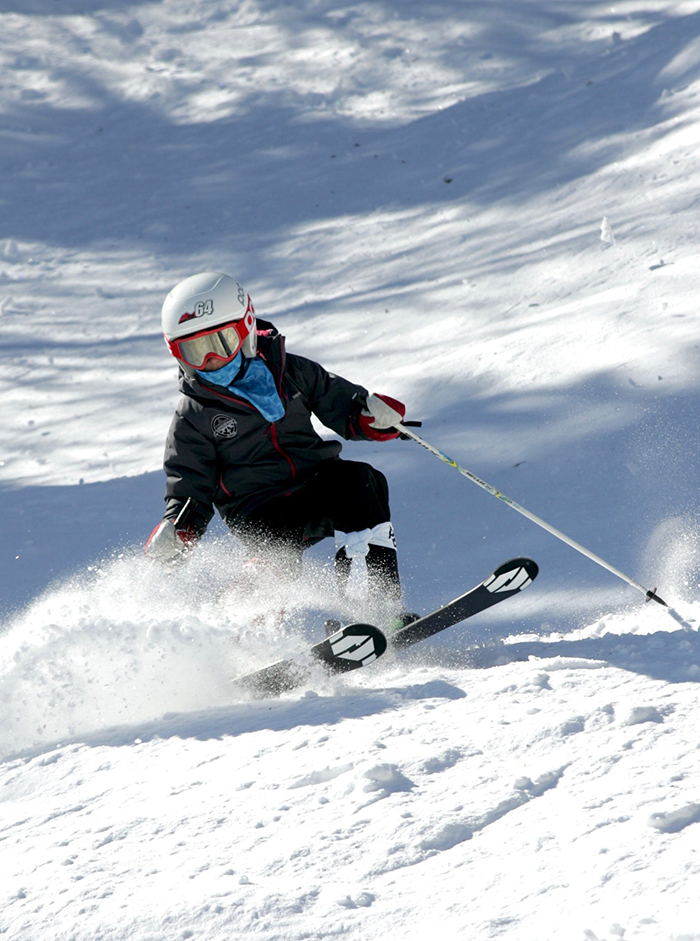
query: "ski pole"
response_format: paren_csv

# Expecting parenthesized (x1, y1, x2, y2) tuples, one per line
(396, 423, 669, 607)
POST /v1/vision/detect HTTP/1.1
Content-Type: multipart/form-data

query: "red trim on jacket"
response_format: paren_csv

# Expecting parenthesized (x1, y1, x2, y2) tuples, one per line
(269, 423, 297, 479)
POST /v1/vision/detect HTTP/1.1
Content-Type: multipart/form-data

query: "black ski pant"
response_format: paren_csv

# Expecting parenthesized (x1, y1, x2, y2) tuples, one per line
(233, 459, 400, 600)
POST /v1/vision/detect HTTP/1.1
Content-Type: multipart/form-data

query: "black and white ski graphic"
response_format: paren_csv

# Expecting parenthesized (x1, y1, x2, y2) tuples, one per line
(390, 557, 538, 649)
(231, 558, 537, 697)
(232, 623, 387, 697)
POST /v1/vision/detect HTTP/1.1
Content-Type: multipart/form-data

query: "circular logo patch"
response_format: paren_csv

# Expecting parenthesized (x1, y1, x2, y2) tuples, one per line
(212, 414, 238, 438)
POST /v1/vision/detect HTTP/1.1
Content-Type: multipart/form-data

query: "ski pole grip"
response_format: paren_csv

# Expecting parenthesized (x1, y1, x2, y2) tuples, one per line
(399, 420, 422, 439)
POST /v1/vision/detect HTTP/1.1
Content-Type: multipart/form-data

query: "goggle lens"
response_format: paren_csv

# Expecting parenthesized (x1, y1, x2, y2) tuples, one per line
(168, 310, 255, 368)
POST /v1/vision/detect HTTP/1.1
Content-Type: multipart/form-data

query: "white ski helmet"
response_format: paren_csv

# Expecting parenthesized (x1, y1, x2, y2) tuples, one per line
(161, 272, 257, 371)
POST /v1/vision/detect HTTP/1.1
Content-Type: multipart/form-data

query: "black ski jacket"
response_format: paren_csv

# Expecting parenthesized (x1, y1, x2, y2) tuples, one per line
(162, 320, 370, 533)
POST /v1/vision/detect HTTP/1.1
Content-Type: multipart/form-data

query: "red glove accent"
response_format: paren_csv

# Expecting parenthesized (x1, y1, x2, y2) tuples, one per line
(176, 526, 198, 547)
(358, 393, 406, 441)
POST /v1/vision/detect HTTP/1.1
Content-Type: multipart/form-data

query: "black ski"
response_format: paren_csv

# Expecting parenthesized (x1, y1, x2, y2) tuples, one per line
(232, 622, 387, 697)
(390, 557, 538, 648)
(232, 558, 537, 697)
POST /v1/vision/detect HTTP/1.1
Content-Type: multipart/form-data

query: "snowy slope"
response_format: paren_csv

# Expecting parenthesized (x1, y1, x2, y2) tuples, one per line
(2, 1, 700, 938)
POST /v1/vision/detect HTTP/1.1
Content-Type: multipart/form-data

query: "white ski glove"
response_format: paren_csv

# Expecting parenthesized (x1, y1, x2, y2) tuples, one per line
(144, 519, 198, 563)
(359, 393, 406, 441)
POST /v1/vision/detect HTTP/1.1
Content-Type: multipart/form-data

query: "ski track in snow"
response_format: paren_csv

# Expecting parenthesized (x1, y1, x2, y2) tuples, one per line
(3, 0, 700, 938)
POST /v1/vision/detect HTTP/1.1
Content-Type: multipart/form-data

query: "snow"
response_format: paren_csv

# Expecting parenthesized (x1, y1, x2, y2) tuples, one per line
(2, 0, 700, 938)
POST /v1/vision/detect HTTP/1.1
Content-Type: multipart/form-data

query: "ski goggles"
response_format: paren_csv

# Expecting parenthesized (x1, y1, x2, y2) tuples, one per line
(166, 309, 256, 369)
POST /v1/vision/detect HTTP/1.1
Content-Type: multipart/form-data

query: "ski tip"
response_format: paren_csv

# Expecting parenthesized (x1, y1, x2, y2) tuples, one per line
(484, 558, 539, 594)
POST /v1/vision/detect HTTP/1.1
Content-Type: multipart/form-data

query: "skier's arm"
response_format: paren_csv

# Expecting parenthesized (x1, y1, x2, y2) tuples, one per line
(287, 354, 405, 441)
(286, 354, 364, 438)
(144, 411, 217, 562)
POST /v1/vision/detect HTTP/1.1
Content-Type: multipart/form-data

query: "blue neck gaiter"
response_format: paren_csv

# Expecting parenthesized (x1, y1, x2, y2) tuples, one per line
(196, 352, 285, 423)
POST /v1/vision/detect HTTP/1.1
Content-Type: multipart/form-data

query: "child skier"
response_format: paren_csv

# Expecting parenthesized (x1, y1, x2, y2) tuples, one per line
(145, 271, 408, 621)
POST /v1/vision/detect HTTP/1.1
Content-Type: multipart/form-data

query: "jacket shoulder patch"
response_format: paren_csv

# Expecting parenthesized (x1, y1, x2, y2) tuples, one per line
(212, 414, 238, 438)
